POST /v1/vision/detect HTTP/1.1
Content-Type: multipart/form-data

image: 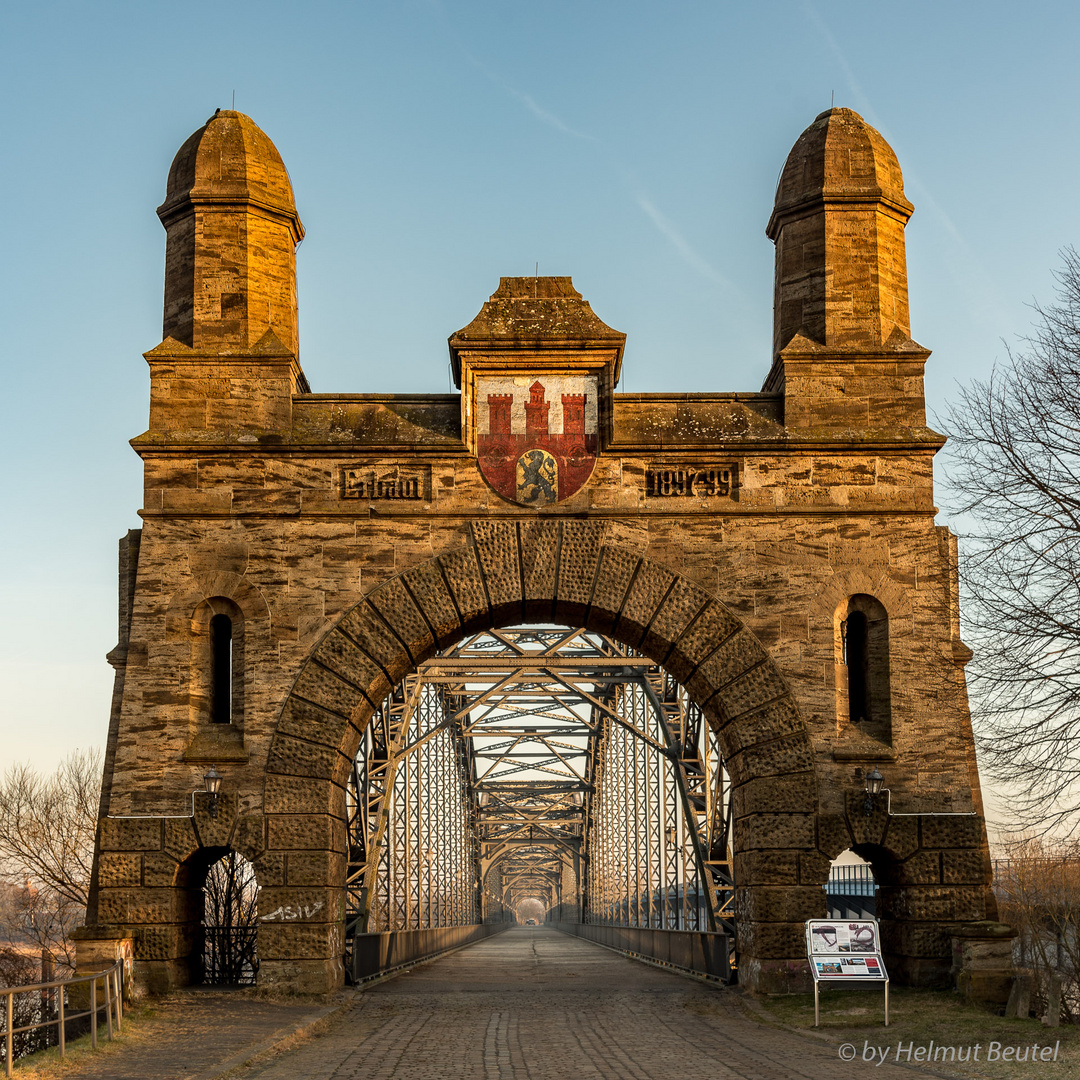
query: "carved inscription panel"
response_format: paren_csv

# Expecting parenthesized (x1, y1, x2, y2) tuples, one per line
(342, 463, 431, 501)
(645, 464, 738, 499)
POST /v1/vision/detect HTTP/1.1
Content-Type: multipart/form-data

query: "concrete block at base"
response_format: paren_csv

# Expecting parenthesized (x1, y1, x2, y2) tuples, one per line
(1005, 970, 1033, 1019)
(740, 955, 813, 994)
(950, 922, 1016, 1009)
(1043, 972, 1062, 1027)
(258, 957, 344, 994)
(72, 929, 135, 1003)
(958, 970, 1014, 1010)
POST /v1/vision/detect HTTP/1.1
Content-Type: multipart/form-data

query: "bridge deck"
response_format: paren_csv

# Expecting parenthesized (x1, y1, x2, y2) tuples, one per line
(240, 927, 914, 1079)
(50, 927, 920, 1079)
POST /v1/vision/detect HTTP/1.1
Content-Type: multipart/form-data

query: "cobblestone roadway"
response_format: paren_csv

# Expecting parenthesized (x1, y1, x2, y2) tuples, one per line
(234, 927, 920, 1080)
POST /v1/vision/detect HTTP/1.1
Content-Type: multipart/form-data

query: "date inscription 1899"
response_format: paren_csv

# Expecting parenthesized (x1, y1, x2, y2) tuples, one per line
(646, 465, 737, 498)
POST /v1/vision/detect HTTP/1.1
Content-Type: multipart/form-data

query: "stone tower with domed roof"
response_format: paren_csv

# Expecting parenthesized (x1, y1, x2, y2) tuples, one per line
(158, 109, 304, 355)
(143, 110, 310, 439)
(765, 107, 929, 431)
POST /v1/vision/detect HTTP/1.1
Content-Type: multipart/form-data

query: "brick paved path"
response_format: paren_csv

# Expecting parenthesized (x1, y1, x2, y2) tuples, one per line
(29, 989, 336, 1080)
(230, 927, 923, 1080)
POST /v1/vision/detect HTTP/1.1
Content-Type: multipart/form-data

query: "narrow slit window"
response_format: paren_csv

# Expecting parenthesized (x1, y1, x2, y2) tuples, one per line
(210, 614, 233, 723)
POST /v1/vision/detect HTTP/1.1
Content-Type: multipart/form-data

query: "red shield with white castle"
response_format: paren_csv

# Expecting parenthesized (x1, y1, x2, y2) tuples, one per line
(476, 375, 598, 506)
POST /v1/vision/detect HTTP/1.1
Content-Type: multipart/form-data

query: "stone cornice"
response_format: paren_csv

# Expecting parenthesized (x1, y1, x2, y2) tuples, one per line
(129, 435, 945, 456)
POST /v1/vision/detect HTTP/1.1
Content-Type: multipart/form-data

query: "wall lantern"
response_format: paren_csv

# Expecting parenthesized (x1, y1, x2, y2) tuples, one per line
(863, 767, 884, 817)
(204, 765, 222, 819)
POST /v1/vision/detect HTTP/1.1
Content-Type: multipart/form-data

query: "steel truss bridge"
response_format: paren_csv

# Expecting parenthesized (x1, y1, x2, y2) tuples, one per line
(345, 627, 733, 978)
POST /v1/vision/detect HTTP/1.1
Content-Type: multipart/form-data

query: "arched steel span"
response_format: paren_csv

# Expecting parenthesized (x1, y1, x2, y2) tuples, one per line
(345, 626, 733, 969)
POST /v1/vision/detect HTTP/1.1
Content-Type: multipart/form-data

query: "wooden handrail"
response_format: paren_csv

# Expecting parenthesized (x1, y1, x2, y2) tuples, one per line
(1, 960, 124, 1077)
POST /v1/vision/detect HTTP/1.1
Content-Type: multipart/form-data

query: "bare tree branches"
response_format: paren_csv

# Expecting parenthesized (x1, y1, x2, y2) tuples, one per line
(945, 249, 1080, 834)
(202, 851, 260, 985)
(0, 751, 101, 970)
(996, 837, 1080, 1021)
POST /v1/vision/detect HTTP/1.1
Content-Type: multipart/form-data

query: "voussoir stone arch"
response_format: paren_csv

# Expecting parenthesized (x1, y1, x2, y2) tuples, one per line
(164, 572, 271, 640)
(260, 520, 825, 993)
(810, 565, 914, 636)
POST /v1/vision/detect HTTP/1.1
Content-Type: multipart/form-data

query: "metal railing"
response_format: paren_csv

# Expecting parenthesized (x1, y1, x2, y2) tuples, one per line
(554, 921, 732, 982)
(201, 925, 259, 986)
(825, 863, 877, 918)
(349, 923, 507, 983)
(1, 960, 124, 1077)
(826, 864, 877, 897)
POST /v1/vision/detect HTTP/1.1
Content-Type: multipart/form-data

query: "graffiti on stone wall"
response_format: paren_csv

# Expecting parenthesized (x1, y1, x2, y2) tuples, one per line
(260, 900, 325, 922)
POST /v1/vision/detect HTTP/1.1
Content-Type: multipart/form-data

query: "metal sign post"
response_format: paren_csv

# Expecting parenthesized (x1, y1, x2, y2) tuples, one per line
(805, 918, 889, 1027)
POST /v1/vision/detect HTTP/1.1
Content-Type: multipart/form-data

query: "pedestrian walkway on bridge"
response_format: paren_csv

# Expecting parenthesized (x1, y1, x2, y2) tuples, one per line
(37, 927, 928, 1080)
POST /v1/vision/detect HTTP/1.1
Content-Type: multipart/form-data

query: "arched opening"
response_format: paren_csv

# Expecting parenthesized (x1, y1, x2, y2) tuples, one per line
(343, 625, 734, 981)
(259, 528, 826, 995)
(178, 847, 260, 986)
(826, 849, 877, 920)
(517, 898, 545, 925)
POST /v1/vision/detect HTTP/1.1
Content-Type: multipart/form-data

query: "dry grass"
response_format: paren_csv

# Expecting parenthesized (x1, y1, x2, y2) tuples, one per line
(7, 1004, 158, 1078)
(747, 985, 1077, 1079)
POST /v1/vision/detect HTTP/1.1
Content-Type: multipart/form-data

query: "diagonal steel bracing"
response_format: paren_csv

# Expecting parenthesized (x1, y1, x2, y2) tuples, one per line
(345, 627, 733, 970)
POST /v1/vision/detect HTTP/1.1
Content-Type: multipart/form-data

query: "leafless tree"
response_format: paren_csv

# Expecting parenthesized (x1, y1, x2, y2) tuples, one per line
(0, 946, 50, 1062)
(944, 248, 1080, 835)
(0, 751, 100, 972)
(995, 837, 1080, 1021)
(202, 851, 260, 984)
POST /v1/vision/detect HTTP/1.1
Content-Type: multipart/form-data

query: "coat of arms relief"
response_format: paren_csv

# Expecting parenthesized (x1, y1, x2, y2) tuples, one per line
(476, 374, 599, 506)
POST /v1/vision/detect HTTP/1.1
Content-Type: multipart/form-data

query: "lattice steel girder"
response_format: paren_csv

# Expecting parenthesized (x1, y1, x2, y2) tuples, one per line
(421, 657, 654, 672)
(346, 626, 731, 949)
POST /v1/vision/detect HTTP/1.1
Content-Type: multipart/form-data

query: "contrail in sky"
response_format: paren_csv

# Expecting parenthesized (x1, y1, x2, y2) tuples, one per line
(800, 0, 876, 121)
(801, 0, 1005, 323)
(635, 194, 738, 293)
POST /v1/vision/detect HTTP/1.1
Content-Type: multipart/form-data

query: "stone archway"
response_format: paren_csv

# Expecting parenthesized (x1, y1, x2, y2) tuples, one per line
(257, 521, 822, 993)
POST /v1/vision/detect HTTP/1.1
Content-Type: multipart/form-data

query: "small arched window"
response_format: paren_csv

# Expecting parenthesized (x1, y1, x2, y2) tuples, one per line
(836, 595, 891, 744)
(190, 598, 244, 731)
(210, 613, 233, 724)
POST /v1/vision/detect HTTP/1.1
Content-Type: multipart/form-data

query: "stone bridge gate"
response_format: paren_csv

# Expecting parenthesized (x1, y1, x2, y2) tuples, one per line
(75, 105, 998, 995)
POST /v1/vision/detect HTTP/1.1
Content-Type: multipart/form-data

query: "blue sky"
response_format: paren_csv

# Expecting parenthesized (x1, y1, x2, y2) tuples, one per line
(1, 1, 1077, 831)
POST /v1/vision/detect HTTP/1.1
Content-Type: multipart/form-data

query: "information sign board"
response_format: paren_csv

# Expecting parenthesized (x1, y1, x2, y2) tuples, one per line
(807, 918, 880, 957)
(805, 918, 889, 1026)
(810, 955, 885, 979)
